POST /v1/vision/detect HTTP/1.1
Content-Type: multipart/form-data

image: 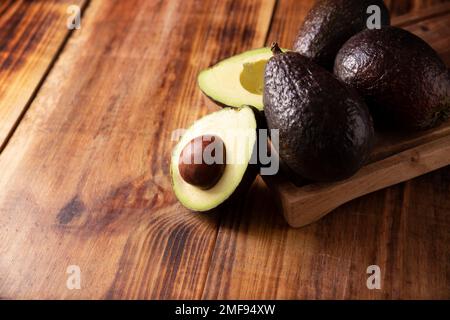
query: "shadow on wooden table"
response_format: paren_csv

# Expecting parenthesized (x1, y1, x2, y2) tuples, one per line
(216, 177, 289, 232)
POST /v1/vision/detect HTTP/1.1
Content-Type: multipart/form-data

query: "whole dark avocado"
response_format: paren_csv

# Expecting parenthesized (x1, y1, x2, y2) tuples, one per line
(334, 26, 450, 130)
(293, 0, 390, 69)
(264, 44, 374, 182)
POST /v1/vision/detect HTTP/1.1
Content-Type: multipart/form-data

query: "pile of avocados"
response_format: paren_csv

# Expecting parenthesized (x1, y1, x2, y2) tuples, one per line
(171, 0, 450, 212)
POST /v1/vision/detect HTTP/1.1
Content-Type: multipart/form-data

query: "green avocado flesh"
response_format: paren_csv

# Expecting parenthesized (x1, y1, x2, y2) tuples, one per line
(171, 107, 257, 211)
(198, 48, 275, 111)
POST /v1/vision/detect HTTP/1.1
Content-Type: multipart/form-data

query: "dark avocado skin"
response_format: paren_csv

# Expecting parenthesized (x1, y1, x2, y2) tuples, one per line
(293, 0, 390, 70)
(334, 27, 450, 130)
(264, 51, 374, 182)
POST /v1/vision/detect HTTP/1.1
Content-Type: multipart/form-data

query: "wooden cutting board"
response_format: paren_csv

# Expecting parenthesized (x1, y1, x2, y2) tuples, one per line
(264, 7, 450, 228)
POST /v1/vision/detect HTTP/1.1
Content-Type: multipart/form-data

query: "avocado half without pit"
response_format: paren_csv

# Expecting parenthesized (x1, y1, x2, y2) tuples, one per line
(171, 106, 258, 212)
(198, 47, 281, 111)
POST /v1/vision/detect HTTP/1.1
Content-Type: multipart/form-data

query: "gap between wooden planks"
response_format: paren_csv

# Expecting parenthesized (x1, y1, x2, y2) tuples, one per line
(0, 0, 90, 152)
(0, 0, 448, 299)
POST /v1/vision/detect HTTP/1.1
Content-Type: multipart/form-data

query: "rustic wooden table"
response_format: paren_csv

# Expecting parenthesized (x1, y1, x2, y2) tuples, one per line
(0, 0, 449, 299)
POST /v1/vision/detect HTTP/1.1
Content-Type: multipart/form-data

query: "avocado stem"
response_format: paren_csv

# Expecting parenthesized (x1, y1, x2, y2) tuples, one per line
(271, 42, 282, 55)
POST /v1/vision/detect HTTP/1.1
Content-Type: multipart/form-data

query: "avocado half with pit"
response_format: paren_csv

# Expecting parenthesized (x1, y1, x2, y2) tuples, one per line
(171, 106, 258, 211)
(198, 48, 277, 111)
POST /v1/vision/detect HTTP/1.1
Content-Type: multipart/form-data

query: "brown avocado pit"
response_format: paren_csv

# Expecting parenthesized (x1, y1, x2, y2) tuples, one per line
(178, 135, 226, 190)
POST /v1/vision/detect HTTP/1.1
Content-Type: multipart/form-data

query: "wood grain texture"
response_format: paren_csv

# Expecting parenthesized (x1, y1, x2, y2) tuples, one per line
(0, 0, 87, 150)
(385, 0, 450, 15)
(399, 6, 450, 64)
(202, 0, 450, 299)
(0, 0, 448, 300)
(392, 1, 450, 26)
(0, 0, 275, 299)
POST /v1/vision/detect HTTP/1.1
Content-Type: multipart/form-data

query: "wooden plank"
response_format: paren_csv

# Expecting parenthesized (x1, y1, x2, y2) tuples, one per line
(401, 10, 450, 64)
(385, 0, 450, 16)
(202, 0, 450, 299)
(279, 135, 450, 228)
(388, 2, 450, 65)
(392, 2, 450, 26)
(0, 0, 87, 150)
(0, 0, 275, 299)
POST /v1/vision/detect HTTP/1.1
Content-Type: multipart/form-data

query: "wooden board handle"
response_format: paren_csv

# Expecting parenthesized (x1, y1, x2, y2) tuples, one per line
(264, 135, 450, 228)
